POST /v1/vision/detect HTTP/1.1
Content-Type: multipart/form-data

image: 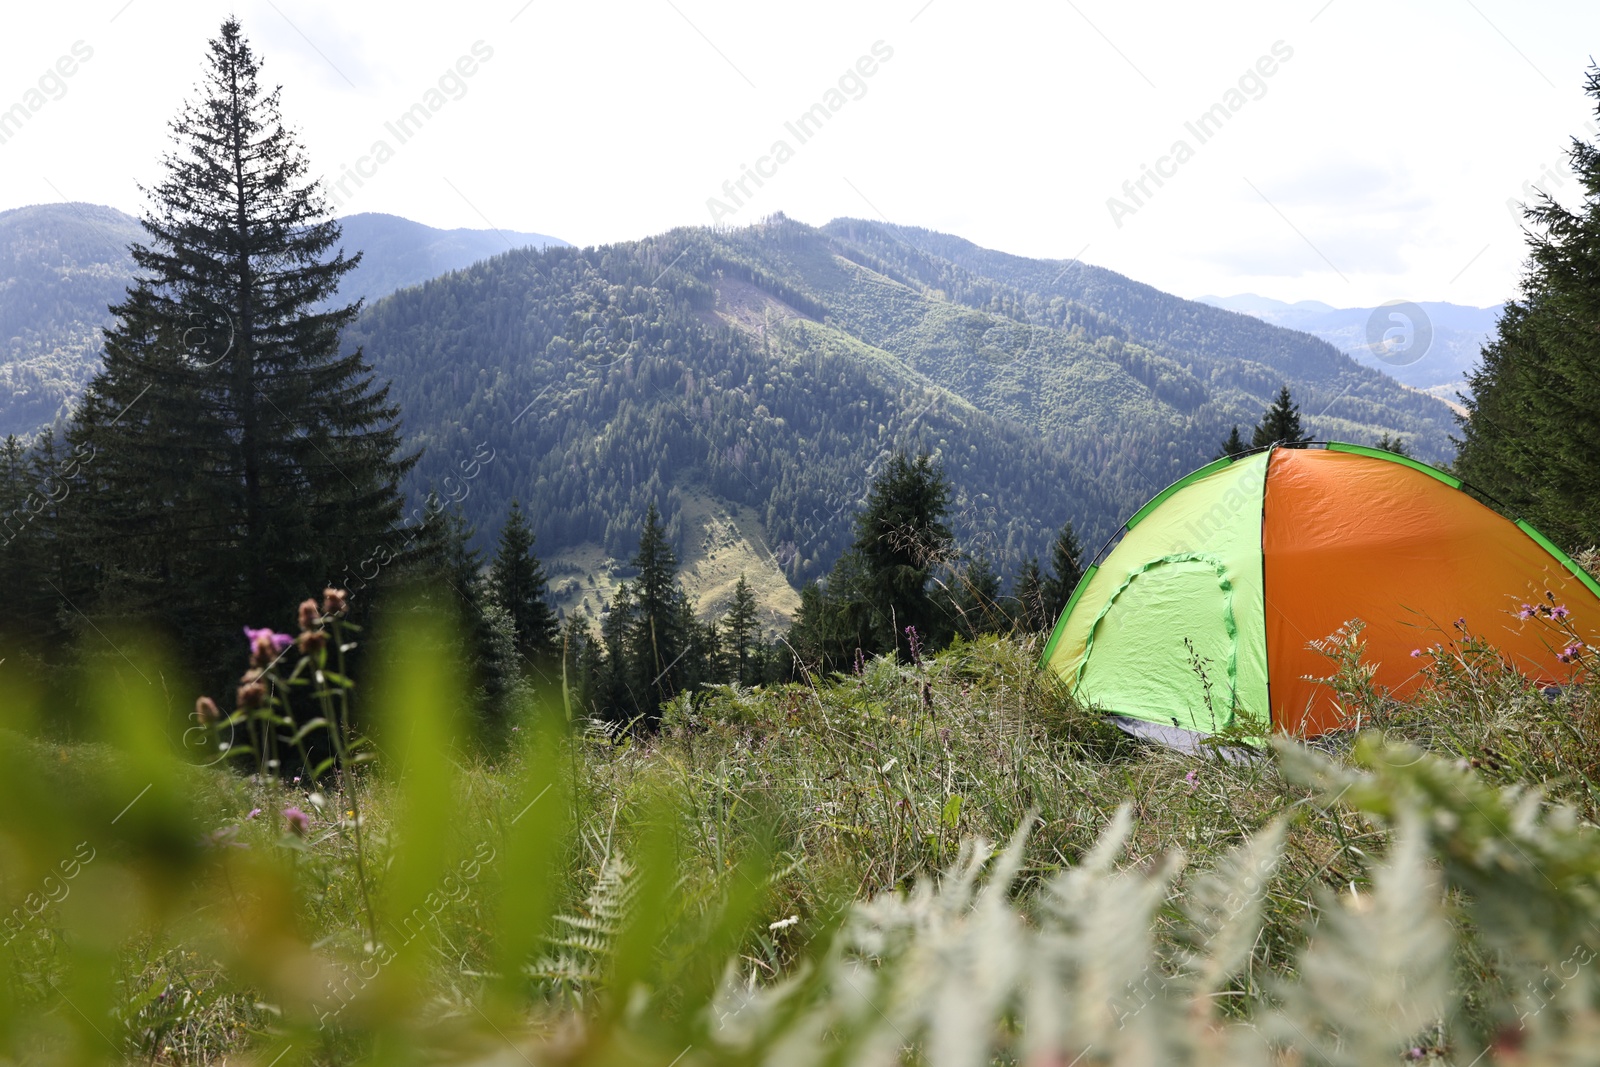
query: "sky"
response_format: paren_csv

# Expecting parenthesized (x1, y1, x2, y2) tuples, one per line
(2, 0, 1597, 310)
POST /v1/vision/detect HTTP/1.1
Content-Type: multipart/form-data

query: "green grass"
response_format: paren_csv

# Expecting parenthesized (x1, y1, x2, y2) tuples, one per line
(4, 620, 1600, 1064)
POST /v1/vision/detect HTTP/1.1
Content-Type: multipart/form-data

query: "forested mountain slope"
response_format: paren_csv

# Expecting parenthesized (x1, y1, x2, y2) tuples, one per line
(0, 204, 564, 437)
(351, 214, 1459, 611)
(0, 203, 141, 437)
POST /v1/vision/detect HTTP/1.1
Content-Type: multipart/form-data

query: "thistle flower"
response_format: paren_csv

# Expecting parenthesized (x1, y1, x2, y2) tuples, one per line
(297, 598, 320, 631)
(1552, 604, 1571, 620)
(244, 627, 293, 667)
(322, 587, 348, 616)
(194, 696, 220, 725)
(237, 679, 267, 710)
(297, 630, 327, 655)
(282, 806, 311, 837)
(1558, 642, 1585, 664)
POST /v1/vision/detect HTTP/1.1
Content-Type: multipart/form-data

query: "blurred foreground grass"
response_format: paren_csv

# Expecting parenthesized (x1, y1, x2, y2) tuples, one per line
(4, 610, 1600, 1065)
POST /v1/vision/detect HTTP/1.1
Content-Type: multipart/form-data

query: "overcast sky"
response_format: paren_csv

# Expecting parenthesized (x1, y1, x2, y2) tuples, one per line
(3, 0, 1597, 310)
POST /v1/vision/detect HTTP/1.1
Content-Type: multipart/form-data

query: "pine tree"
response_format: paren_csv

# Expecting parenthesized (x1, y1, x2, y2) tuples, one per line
(488, 500, 558, 672)
(950, 551, 1004, 638)
(851, 451, 953, 657)
(1040, 522, 1083, 625)
(1374, 432, 1410, 457)
(1456, 63, 1600, 549)
(721, 573, 760, 686)
(627, 503, 686, 719)
(1250, 386, 1311, 448)
(1219, 425, 1247, 459)
(67, 19, 412, 665)
(1010, 557, 1046, 632)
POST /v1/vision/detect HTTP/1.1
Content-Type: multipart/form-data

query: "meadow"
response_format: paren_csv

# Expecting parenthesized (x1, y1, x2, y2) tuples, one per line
(3, 601, 1600, 1066)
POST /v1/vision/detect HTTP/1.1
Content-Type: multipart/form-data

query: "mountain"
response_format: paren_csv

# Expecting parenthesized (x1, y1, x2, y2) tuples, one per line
(0, 203, 142, 438)
(347, 214, 1461, 622)
(333, 213, 566, 308)
(0, 203, 567, 438)
(1196, 292, 1501, 403)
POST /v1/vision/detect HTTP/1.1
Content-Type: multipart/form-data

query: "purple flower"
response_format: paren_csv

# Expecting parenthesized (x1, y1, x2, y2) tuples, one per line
(1410, 649, 1423, 658)
(246, 807, 261, 820)
(245, 627, 294, 667)
(1558, 642, 1585, 664)
(282, 807, 311, 837)
(1552, 604, 1571, 620)
(1518, 604, 1536, 620)
(1185, 770, 1198, 791)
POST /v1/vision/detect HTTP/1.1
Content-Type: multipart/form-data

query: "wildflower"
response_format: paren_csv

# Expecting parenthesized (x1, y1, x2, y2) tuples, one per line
(244, 627, 293, 667)
(194, 696, 220, 725)
(296, 629, 327, 655)
(1185, 770, 1198, 791)
(1518, 604, 1536, 620)
(1410, 649, 1422, 658)
(322, 587, 348, 616)
(1552, 604, 1571, 620)
(768, 915, 800, 931)
(282, 807, 311, 837)
(247, 807, 261, 819)
(236, 679, 267, 710)
(297, 598, 320, 631)
(1558, 642, 1585, 664)
(1453, 616, 1467, 630)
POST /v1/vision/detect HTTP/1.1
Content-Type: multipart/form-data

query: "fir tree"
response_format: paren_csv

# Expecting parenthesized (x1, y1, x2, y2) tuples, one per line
(950, 550, 1004, 638)
(1250, 385, 1311, 448)
(1456, 63, 1600, 549)
(67, 19, 411, 665)
(626, 503, 686, 719)
(721, 573, 761, 686)
(1374, 432, 1410, 457)
(851, 451, 953, 657)
(1040, 522, 1083, 625)
(1219, 425, 1247, 459)
(488, 500, 558, 672)
(1010, 557, 1046, 632)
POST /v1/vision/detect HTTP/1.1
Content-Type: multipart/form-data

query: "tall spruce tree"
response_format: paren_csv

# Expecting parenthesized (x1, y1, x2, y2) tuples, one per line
(721, 573, 760, 686)
(851, 451, 953, 656)
(1456, 63, 1600, 549)
(487, 500, 558, 670)
(1219, 425, 1247, 459)
(1250, 386, 1311, 448)
(67, 19, 411, 664)
(1010, 557, 1046, 632)
(950, 550, 1004, 639)
(1040, 522, 1083, 625)
(627, 502, 687, 718)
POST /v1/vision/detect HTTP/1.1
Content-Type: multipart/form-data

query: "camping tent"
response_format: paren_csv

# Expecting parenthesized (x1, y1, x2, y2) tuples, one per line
(1040, 443, 1600, 737)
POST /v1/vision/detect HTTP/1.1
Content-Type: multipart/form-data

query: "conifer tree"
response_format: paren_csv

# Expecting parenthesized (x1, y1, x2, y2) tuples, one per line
(1456, 63, 1600, 549)
(627, 503, 686, 717)
(1040, 522, 1083, 625)
(1374, 432, 1410, 457)
(488, 500, 558, 670)
(67, 19, 411, 664)
(721, 573, 760, 685)
(1219, 425, 1247, 458)
(851, 451, 953, 656)
(1250, 386, 1311, 448)
(950, 551, 1004, 638)
(1010, 557, 1046, 632)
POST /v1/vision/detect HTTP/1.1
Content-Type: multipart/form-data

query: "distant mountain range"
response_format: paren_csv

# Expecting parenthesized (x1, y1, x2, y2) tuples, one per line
(0, 202, 565, 437)
(1195, 293, 1502, 404)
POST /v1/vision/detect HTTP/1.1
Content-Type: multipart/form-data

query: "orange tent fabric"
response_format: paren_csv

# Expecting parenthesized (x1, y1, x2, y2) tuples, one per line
(1265, 447, 1598, 734)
